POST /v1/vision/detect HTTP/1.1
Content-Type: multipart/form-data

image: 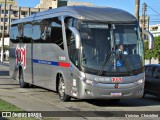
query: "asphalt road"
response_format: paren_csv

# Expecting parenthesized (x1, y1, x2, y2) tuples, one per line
(0, 62, 160, 120)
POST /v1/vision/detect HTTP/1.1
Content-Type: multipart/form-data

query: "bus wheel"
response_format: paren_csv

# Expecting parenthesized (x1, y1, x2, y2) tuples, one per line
(58, 76, 71, 102)
(19, 69, 28, 88)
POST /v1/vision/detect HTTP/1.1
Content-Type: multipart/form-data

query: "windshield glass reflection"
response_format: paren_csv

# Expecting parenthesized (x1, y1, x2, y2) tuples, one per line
(79, 22, 144, 76)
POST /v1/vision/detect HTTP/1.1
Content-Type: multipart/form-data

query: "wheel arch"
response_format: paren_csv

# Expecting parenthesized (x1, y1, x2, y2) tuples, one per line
(56, 71, 65, 92)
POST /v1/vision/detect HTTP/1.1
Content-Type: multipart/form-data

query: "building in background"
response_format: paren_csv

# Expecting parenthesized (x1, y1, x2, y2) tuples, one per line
(68, 0, 93, 6)
(35, 0, 93, 9)
(0, 0, 93, 35)
(35, 0, 55, 9)
(149, 24, 160, 37)
(0, 5, 47, 35)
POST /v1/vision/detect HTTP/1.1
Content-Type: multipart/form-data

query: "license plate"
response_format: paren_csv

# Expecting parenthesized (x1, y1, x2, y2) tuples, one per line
(111, 92, 122, 96)
(112, 77, 122, 83)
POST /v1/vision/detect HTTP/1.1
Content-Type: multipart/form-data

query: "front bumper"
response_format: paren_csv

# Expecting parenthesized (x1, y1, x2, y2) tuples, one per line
(78, 81, 144, 99)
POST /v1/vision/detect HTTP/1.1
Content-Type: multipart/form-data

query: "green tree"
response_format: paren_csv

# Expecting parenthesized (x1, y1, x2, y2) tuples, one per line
(144, 36, 160, 63)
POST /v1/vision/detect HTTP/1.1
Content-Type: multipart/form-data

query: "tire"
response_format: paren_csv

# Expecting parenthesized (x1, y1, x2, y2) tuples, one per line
(19, 69, 28, 88)
(58, 76, 71, 102)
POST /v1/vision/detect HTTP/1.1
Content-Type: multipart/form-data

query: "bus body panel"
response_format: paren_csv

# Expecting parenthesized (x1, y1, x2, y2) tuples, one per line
(32, 43, 70, 90)
(22, 43, 32, 84)
(67, 62, 82, 97)
(69, 69, 144, 99)
(84, 72, 145, 84)
(77, 73, 144, 99)
(79, 80, 144, 99)
(9, 42, 18, 79)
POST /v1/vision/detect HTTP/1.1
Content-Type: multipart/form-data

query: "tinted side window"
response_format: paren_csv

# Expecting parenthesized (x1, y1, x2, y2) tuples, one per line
(65, 17, 79, 66)
(145, 67, 153, 78)
(23, 23, 32, 43)
(40, 17, 63, 49)
(40, 19, 51, 42)
(64, 17, 78, 29)
(10, 26, 19, 43)
(153, 67, 160, 79)
(66, 30, 78, 66)
(51, 17, 63, 49)
(32, 23, 41, 42)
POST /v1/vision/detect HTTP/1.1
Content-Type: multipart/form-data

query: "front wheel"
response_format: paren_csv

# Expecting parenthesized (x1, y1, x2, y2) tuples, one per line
(19, 69, 28, 88)
(58, 76, 71, 102)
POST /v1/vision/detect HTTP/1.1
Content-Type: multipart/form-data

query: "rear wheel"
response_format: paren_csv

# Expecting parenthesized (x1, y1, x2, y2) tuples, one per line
(58, 76, 71, 102)
(19, 69, 28, 88)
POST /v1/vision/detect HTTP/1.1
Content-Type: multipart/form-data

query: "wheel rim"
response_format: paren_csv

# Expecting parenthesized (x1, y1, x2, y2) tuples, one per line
(58, 77, 65, 99)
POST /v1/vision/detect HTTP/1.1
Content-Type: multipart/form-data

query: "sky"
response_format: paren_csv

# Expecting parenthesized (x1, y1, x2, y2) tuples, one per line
(17, 0, 160, 25)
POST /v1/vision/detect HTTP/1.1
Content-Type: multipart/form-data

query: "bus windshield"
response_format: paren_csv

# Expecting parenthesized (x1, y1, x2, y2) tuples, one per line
(79, 21, 144, 76)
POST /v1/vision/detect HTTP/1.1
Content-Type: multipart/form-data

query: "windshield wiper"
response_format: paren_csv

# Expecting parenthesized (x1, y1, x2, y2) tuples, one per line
(98, 50, 115, 76)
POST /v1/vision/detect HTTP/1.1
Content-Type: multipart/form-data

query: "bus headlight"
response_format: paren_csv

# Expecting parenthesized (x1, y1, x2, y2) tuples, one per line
(85, 79, 94, 86)
(137, 79, 145, 84)
(84, 79, 98, 86)
(79, 76, 94, 86)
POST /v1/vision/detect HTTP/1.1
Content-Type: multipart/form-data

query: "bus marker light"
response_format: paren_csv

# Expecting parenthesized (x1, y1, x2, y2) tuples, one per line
(58, 62, 70, 68)
(71, 91, 78, 97)
(73, 79, 76, 86)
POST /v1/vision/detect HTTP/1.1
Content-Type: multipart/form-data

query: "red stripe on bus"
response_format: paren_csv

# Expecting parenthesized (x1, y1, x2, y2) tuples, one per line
(58, 62, 70, 68)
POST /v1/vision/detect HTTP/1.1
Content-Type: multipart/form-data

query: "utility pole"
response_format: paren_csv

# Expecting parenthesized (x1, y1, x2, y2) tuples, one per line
(134, 0, 140, 21)
(142, 2, 147, 40)
(18, 7, 21, 19)
(0, 0, 7, 62)
(8, 4, 11, 34)
(0, 4, 2, 37)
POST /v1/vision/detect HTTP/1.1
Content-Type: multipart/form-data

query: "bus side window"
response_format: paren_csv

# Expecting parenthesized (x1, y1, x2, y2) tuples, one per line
(10, 26, 19, 43)
(66, 29, 78, 66)
(51, 17, 64, 49)
(18, 24, 23, 42)
(40, 19, 51, 43)
(65, 17, 79, 66)
(40, 17, 64, 48)
(23, 23, 32, 43)
(32, 24, 41, 42)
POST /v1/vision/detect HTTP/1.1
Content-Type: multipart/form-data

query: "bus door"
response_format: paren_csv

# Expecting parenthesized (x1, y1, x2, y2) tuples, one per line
(66, 29, 79, 96)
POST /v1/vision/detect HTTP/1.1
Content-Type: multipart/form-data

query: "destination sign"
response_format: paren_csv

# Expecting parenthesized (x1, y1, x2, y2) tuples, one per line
(82, 23, 108, 29)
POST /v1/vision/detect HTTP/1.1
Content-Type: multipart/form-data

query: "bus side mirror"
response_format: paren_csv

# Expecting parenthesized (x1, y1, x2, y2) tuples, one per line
(69, 27, 81, 49)
(143, 29, 154, 50)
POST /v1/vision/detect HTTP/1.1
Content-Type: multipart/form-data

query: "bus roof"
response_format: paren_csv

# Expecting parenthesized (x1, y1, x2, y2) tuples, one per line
(12, 6, 137, 25)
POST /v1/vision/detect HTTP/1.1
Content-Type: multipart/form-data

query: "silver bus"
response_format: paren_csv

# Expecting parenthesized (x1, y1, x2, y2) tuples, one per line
(9, 6, 154, 101)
